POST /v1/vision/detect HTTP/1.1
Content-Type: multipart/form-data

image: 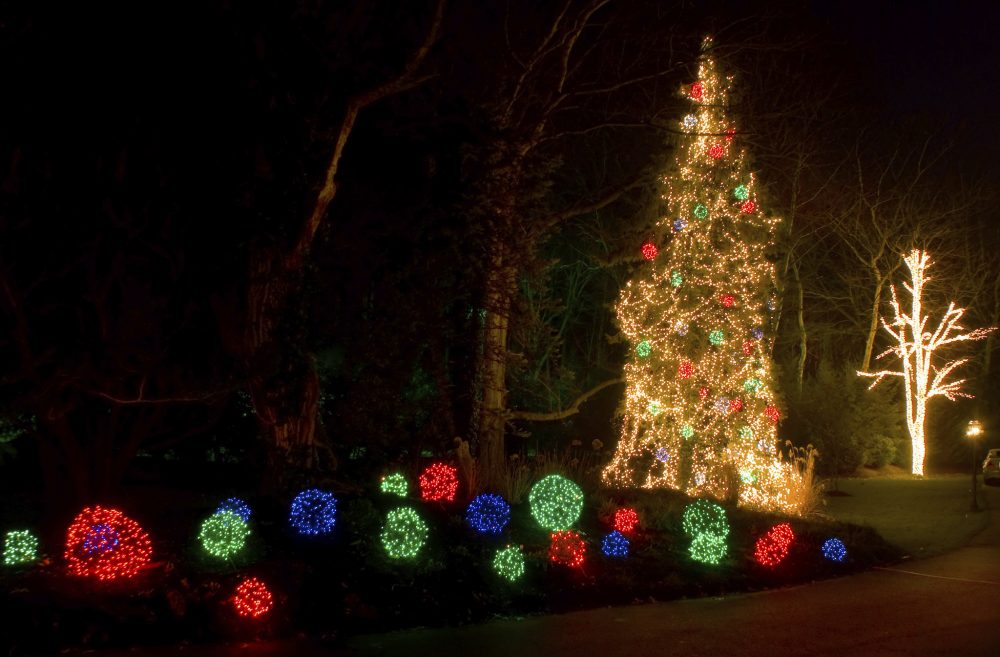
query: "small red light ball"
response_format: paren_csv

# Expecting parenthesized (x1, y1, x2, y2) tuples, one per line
(740, 200, 756, 213)
(741, 340, 755, 356)
(549, 530, 586, 568)
(719, 293, 735, 308)
(729, 398, 743, 412)
(678, 360, 694, 379)
(418, 462, 460, 502)
(690, 81, 704, 100)
(765, 405, 781, 424)
(233, 577, 274, 618)
(613, 508, 640, 534)
(754, 523, 795, 567)
(698, 386, 710, 400)
(708, 144, 725, 159)
(641, 241, 658, 260)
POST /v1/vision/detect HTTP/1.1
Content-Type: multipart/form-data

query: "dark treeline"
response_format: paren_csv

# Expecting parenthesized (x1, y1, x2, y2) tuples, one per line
(1, 0, 997, 514)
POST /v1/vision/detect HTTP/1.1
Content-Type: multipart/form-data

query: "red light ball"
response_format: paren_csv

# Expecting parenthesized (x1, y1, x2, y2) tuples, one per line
(740, 200, 757, 214)
(690, 81, 704, 100)
(708, 144, 725, 159)
(418, 462, 460, 502)
(741, 340, 755, 356)
(549, 530, 586, 568)
(613, 508, 640, 534)
(698, 386, 710, 400)
(754, 522, 795, 567)
(233, 577, 274, 619)
(65, 506, 152, 581)
(641, 241, 658, 260)
(719, 293, 735, 308)
(765, 405, 781, 424)
(729, 398, 743, 412)
(678, 360, 694, 379)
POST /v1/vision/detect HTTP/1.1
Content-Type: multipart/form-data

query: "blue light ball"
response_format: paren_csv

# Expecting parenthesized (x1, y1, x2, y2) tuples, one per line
(822, 537, 847, 562)
(465, 493, 511, 535)
(601, 530, 630, 557)
(83, 524, 120, 554)
(751, 327, 764, 340)
(289, 488, 338, 536)
(672, 218, 687, 232)
(655, 447, 670, 463)
(216, 497, 252, 522)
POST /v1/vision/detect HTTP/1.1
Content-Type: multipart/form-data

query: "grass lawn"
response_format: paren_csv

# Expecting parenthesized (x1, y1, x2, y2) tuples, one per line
(821, 473, 988, 558)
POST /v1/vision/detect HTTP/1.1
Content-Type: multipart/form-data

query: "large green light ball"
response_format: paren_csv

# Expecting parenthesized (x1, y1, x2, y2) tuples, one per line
(529, 474, 584, 531)
(199, 510, 250, 560)
(381, 507, 429, 560)
(3, 530, 39, 566)
(682, 499, 729, 539)
(689, 532, 727, 564)
(693, 204, 709, 219)
(733, 185, 749, 201)
(708, 330, 725, 346)
(380, 472, 408, 497)
(493, 545, 525, 582)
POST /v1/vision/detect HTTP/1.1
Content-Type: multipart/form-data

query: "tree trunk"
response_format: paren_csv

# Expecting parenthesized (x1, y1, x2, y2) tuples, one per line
(476, 248, 516, 492)
(793, 261, 807, 392)
(861, 270, 883, 372)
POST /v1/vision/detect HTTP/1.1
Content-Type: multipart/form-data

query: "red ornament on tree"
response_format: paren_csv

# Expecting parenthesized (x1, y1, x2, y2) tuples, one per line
(641, 241, 658, 261)
(708, 144, 725, 159)
(418, 462, 459, 502)
(740, 200, 756, 214)
(233, 577, 274, 618)
(613, 508, 640, 534)
(698, 386, 710, 400)
(764, 405, 781, 424)
(690, 81, 704, 100)
(678, 360, 694, 379)
(719, 293, 735, 308)
(65, 506, 152, 581)
(741, 340, 755, 356)
(549, 530, 586, 568)
(729, 398, 744, 412)
(754, 523, 795, 567)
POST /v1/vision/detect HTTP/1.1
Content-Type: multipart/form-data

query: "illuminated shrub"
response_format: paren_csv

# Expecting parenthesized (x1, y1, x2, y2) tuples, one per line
(548, 530, 586, 568)
(381, 507, 429, 559)
(233, 577, 274, 618)
(289, 488, 338, 535)
(3, 530, 39, 566)
(529, 475, 583, 531)
(465, 493, 511, 535)
(418, 462, 459, 502)
(199, 510, 250, 560)
(493, 545, 525, 582)
(754, 522, 794, 567)
(65, 506, 152, 581)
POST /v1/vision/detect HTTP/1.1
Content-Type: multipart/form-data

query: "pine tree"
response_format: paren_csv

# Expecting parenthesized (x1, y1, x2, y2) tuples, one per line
(602, 39, 794, 511)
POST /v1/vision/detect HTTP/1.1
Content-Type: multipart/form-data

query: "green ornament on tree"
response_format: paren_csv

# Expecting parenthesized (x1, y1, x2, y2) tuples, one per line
(528, 475, 584, 531)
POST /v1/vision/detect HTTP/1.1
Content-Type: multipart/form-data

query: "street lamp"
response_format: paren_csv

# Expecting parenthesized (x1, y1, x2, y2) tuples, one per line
(967, 420, 983, 511)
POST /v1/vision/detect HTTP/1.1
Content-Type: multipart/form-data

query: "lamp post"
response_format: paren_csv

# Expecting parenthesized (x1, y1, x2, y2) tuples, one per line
(967, 420, 983, 511)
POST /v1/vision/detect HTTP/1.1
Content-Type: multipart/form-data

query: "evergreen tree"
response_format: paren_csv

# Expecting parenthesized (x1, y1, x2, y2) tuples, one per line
(603, 39, 795, 511)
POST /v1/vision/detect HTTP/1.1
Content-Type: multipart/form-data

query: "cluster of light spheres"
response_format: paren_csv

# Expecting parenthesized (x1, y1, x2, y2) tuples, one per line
(613, 508, 640, 534)
(233, 577, 274, 619)
(682, 500, 729, 565)
(549, 530, 586, 568)
(465, 493, 511, 535)
(529, 475, 584, 531)
(289, 489, 338, 536)
(601, 39, 796, 514)
(216, 497, 252, 522)
(493, 545, 525, 582)
(65, 506, 152, 581)
(3, 530, 38, 566)
(822, 537, 847, 562)
(381, 507, 429, 559)
(600, 531, 630, 558)
(418, 462, 459, 502)
(199, 510, 250, 560)
(754, 523, 795, 567)
(380, 472, 409, 497)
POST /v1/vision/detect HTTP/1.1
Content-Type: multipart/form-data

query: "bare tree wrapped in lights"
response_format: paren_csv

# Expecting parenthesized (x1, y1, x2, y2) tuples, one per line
(858, 249, 995, 476)
(602, 39, 796, 511)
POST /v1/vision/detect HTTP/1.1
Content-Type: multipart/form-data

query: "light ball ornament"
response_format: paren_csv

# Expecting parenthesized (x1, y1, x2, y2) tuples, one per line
(528, 474, 584, 531)
(381, 507, 429, 559)
(738, 426, 754, 441)
(216, 497, 252, 522)
(698, 386, 710, 400)
(548, 530, 586, 568)
(672, 218, 687, 232)
(199, 510, 250, 560)
(674, 320, 689, 335)
(647, 400, 663, 416)
(689, 81, 704, 100)
(693, 204, 709, 219)
(601, 531, 629, 557)
(465, 493, 511, 535)
(493, 545, 526, 581)
(741, 340, 755, 356)
(708, 144, 725, 159)
(714, 397, 730, 414)
(678, 360, 694, 378)
(751, 327, 764, 340)
(708, 329, 725, 346)
(655, 447, 670, 463)
(682, 114, 698, 129)
(613, 508, 640, 534)
(754, 522, 794, 567)
(680, 424, 695, 439)
(764, 405, 781, 424)
(65, 506, 152, 581)
(743, 377, 764, 394)
(670, 270, 684, 288)
(418, 462, 460, 502)
(233, 577, 274, 619)
(719, 293, 735, 308)
(733, 185, 749, 201)
(3, 530, 39, 566)
(682, 499, 729, 565)
(289, 488, 338, 535)
(822, 537, 847, 562)
(380, 472, 409, 497)
(641, 241, 659, 260)
(635, 340, 652, 358)
(740, 200, 756, 213)
(729, 398, 743, 412)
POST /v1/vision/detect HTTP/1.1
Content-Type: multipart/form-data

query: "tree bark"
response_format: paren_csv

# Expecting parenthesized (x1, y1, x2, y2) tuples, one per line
(861, 267, 883, 372)
(793, 261, 807, 391)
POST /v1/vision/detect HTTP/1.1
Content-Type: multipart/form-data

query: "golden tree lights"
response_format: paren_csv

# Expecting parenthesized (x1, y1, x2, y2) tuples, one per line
(858, 250, 995, 476)
(602, 39, 797, 512)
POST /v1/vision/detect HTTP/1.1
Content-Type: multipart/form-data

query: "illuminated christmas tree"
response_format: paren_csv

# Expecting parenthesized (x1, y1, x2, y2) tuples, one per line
(602, 38, 795, 511)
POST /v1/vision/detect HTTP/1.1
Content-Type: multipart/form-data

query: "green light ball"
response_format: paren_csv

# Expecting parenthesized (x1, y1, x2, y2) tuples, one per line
(734, 185, 749, 201)
(635, 340, 652, 358)
(680, 424, 694, 439)
(647, 401, 663, 416)
(493, 545, 525, 582)
(199, 510, 250, 560)
(380, 472, 408, 497)
(708, 330, 725, 346)
(743, 377, 764, 394)
(682, 499, 729, 539)
(693, 204, 709, 219)
(529, 474, 584, 531)
(670, 270, 684, 287)
(3, 530, 39, 566)
(738, 426, 754, 441)
(381, 507, 429, 560)
(689, 532, 727, 564)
